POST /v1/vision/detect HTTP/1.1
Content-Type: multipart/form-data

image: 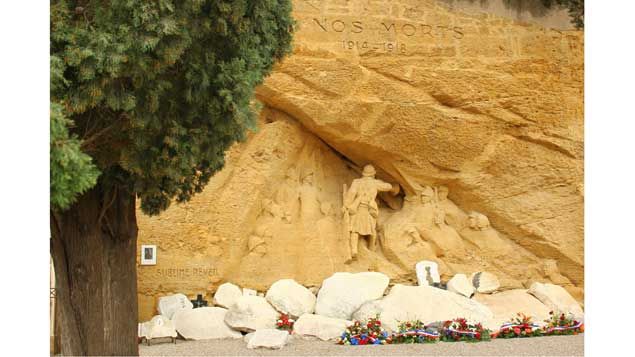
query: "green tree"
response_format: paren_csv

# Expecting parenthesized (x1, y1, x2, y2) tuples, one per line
(50, 102, 100, 210)
(50, 1, 293, 355)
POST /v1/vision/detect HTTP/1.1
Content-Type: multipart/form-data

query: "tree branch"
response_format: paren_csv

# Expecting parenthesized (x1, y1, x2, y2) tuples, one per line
(97, 186, 118, 228)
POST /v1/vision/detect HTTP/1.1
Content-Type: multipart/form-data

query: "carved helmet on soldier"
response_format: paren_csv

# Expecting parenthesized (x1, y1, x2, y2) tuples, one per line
(362, 164, 376, 177)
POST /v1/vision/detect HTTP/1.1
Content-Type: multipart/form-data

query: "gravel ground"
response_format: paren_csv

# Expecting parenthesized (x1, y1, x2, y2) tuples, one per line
(139, 334, 583, 356)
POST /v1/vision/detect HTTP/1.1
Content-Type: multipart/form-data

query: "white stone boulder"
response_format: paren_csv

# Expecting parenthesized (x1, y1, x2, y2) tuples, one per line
(224, 295, 279, 332)
(475, 289, 552, 329)
(352, 284, 493, 332)
(293, 314, 352, 341)
(214, 282, 243, 308)
(315, 272, 389, 319)
(470, 272, 500, 293)
(447, 274, 475, 298)
(172, 307, 242, 340)
(246, 329, 289, 349)
(528, 282, 584, 318)
(157, 293, 193, 319)
(266, 279, 316, 318)
(243, 288, 258, 297)
(415, 261, 441, 286)
(139, 315, 177, 339)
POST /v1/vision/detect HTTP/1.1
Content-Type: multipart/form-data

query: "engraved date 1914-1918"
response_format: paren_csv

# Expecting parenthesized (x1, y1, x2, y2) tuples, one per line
(342, 40, 407, 54)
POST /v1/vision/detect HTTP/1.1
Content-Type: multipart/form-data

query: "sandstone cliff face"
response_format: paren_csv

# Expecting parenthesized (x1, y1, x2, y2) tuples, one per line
(136, 0, 583, 322)
(257, 0, 583, 287)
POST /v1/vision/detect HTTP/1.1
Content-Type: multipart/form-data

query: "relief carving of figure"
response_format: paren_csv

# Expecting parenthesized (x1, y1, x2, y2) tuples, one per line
(296, 201, 340, 284)
(377, 189, 439, 271)
(299, 170, 321, 223)
(343, 164, 399, 262)
(435, 185, 465, 228)
(414, 185, 466, 258)
(467, 211, 490, 230)
(459, 211, 514, 256)
(420, 185, 435, 206)
(247, 227, 268, 257)
(274, 167, 299, 223)
(246, 199, 284, 256)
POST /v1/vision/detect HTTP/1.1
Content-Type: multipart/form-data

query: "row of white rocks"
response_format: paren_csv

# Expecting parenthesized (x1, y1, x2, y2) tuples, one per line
(140, 269, 583, 349)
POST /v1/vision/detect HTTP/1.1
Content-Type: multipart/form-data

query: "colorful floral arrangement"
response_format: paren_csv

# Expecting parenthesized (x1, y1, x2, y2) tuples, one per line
(392, 320, 440, 344)
(334, 312, 583, 347)
(493, 313, 543, 338)
(336, 316, 392, 345)
(276, 313, 295, 331)
(440, 318, 491, 342)
(542, 311, 584, 335)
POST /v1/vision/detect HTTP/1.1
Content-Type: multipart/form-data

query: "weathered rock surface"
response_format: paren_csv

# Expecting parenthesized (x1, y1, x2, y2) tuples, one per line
(138, 315, 177, 339)
(224, 295, 279, 332)
(157, 293, 193, 319)
(246, 329, 289, 350)
(415, 261, 441, 286)
(315, 272, 390, 319)
(214, 282, 243, 308)
(471, 272, 501, 293)
(172, 307, 242, 340)
(257, 0, 584, 290)
(528, 282, 584, 318)
(293, 314, 352, 341)
(447, 274, 475, 298)
(352, 284, 493, 332)
(265, 279, 316, 318)
(475, 289, 552, 329)
(135, 0, 584, 322)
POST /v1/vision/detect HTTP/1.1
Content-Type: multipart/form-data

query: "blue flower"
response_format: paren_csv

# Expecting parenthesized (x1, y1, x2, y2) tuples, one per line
(351, 337, 359, 345)
(361, 334, 368, 339)
(382, 331, 388, 338)
(341, 333, 347, 339)
(373, 339, 381, 345)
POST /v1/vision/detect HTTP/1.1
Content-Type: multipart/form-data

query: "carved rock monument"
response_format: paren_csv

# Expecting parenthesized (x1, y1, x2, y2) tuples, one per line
(135, 0, 584, 322)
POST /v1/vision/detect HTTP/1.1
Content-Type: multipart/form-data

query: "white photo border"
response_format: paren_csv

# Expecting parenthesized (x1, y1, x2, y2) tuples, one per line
(140, 245, 157, 265)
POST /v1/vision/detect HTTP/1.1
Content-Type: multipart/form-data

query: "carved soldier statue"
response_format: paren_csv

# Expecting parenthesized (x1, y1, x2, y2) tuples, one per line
(343, 164, 399, 261)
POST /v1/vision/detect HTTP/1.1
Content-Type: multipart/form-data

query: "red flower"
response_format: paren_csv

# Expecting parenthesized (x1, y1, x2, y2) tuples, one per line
(513, 327, 521, 335)
(475, 332, 481, 340)
(525, 328, 532, 334)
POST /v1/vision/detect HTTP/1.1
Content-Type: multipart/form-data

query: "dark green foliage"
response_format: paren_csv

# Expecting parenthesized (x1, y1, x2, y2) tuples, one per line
(50, 102, 101, 210)
(50, 0, 294, 214)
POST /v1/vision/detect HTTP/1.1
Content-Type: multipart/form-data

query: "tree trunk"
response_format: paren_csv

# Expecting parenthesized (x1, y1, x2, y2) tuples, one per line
(51, 184, 139, 356)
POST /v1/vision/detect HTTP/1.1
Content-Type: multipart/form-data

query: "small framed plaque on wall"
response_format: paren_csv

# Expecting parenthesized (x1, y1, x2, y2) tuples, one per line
(140, 245, 157, 265)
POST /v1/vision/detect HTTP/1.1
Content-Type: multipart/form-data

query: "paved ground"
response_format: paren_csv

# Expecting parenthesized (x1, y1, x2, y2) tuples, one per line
(139, 334, 583, 356)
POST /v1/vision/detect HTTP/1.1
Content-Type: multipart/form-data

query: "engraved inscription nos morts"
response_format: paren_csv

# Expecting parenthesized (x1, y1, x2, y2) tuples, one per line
(312, 18, 465, 39)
